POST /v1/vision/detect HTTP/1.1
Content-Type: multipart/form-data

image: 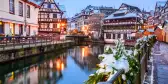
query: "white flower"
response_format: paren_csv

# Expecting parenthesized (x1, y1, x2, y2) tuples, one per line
(134, 49, 138, 56)
(102, 54, 116, 65)
(130, 73, 133, 76)
(122, 74, 126, 80)
(98, 54, 106, 58)
(105, 46, 110, 51)
(89, 74, 95, 77)
(96, 68, 106, 74)
(99, 62, 106, 68)
(114, 59, 129, 73)
(105, 66, 113, 72)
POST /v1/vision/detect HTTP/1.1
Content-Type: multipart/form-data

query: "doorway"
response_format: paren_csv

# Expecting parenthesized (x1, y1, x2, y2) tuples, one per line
(10, 23, 15, 36)
(0, 21, 4, 34)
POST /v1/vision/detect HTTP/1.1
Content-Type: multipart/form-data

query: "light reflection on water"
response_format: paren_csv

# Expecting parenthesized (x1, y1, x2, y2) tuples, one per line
(0, 44, 104, 84)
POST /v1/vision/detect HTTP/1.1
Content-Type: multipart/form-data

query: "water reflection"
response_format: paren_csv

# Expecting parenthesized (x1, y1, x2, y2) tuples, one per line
(0, 44, 104, 84)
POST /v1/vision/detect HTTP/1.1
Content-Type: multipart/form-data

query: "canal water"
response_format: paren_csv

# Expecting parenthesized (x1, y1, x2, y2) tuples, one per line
(0, 44, 105, 84)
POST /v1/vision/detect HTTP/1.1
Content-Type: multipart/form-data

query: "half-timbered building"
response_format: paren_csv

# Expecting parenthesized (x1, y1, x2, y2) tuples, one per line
(154, 1, 166, 25)
(103, 3, 142, 43)
(38, 0, 67, 35)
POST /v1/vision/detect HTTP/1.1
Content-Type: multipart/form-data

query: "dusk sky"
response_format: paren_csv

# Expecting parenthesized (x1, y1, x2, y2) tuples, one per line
(56, 0, 166, 17)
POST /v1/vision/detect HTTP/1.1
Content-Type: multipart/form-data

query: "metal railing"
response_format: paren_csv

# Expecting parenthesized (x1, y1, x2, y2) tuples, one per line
(97, 43, 150, 84)
(38, 28, 61, 32)
(98, 69, 125, 84)
(139, 43, 149, 84)
(0, 36, 73, 51)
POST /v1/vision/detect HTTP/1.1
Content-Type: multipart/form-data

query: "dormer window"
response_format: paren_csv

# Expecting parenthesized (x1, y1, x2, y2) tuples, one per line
(114, 13, 125, 17)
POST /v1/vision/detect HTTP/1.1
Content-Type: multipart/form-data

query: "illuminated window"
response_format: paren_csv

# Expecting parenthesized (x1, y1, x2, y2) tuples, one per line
(53, 24, 57, 28)
(0, 21, 4, 34)
(26, 26, 30, 36)
(9, 0, 15, 14)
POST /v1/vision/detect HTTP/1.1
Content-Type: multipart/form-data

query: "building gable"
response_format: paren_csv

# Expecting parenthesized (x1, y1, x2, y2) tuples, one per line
(40, 0, 62, 13)
(119, 3, 141, 13)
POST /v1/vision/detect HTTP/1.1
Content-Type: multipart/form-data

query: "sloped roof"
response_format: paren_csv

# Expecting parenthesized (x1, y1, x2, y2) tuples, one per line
(28, 0, 42, 6)
(147, 29, 154, 32)
(165, 20, 168, 23)
(120, 3, 141, 12)
(104, 12, 138, 20)
(156, 1, 166, 7)
(158, 25, 163, 29)
(29, 0, 66, 13)
(58, 5, 66, 12)
(113, 9, 128, 14)
(163, 20, 168, 27)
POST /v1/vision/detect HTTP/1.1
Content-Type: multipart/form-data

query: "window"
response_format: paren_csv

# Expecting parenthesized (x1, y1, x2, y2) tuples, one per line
(113, 34, 115, 39)
(27, 5, 30, 18)
(19, 2, 23, 16)
(106, 33, 111, 39)
(47, 24, 50, 28)
(124, 34, 127, 39)
(9, 0, 15, 14)
(85, 16, 88, 19)
(53, 24, 57, 28)
(118, 34, 121, 38)
(114, 13, 125, 17)
(53, 14, 57, 18)
(26, 26, 30, 36)
(47, 4, 51, 8)
(19, 24, 23, 35)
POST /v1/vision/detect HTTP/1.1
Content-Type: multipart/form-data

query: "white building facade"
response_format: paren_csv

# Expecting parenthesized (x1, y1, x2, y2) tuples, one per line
(0, 0, 39, 36)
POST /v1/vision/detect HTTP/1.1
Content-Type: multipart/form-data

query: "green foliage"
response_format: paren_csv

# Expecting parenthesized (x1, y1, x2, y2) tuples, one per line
(19, 49, 24, 57)
(104, 47, 113, 54)
(85, 35, 156, 84)
(98, 56, 104, 61)
(32, 47, 37, 54)
(126, 54, 139, 83)
(114, 40, 125, 60)
(85, 73, 109, 84)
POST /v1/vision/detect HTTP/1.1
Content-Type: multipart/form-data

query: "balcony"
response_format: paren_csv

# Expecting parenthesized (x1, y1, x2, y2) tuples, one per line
(39, 8, 62, 13)
(38, 18, 67, 23)
(38, 28, 61, 33)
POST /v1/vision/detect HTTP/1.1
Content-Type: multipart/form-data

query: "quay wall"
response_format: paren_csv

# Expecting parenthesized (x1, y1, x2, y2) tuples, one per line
(0, 41, 75, 63)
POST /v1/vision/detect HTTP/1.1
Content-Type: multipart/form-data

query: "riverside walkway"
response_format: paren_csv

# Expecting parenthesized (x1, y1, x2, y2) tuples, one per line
(0, 36, 75, 63)
(0, 36, 74, 52)
(148, 41, 168, 84)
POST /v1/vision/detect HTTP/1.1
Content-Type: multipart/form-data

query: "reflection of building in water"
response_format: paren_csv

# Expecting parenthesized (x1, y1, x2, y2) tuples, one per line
(4, 65, 39, 84)
(2, 53, 67, 84)
(68, 45, 103, 71)
(38, 54, 67, 84)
